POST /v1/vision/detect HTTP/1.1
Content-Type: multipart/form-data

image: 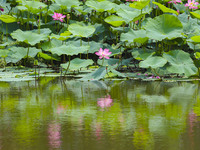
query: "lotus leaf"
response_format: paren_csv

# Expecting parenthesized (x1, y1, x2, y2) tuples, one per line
(163, 50, 198, 77)
(54, 0, 80, 9)
(116, 8, 141, 23)
(86, 0, 117, 13)
(153, 2, 179, 15)
(121, 29, 148, 44)
(145, 14, 183, 41)
(50, 45, 89, 56)
(11, 29, 48, 45)
(0, 15, 17, 23)
(104, 15, 125, 27)
(37, 52, 58, 61)
(129, 0, 151, 10)
(41, 40, 62, 52)
(23, 1, 47, 13)
(139, 56, 167, 69)
(132, 48, 155, 60)
(68, 24, 95, 37)
(79, 66, 107, 81)
(61, 58, 94, 71)
(191, 36, 200, 43)
(0, 49, 9, 58)
(190, 10, 200, 19)
(6, 47, 41, 63)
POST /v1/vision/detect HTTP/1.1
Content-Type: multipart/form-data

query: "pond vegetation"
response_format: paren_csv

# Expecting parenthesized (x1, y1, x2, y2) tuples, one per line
(1, 0, 200, 81)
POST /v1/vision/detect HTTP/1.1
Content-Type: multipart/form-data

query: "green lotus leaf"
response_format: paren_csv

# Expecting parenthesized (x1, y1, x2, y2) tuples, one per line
(163, 50, 198, 77)
(0, 15, 17, 23)
(191, 36, 200, 43)
(11, 29, 48, 45)
(54, 0, 80, 9)
(153, 2, 179, 15)
(145, 14, 183, 41)
(121, 29, 148, 44)
(6, 47, 41, 63)
(104, 15, 125, 27)
(68, 24, 95, 37)
(37, 52, 58, 61)
(132, 48, 155, 60)
(195, 52, 200, 59)
(116, 8, 141, 23)
(24, 1, 47, 10)
(139, 56, 167, 68)
(0, 49, 9, 58)
(190, 10, 200, 19)
(129, 0, 151, 10)
(41, 40, 62, 52)
(50, 45, 89, 56)
(86, 0, 117, 13)
(61, 58, 94, 71)
(79, 66, 107, 81)
(49, 33, 72, 41)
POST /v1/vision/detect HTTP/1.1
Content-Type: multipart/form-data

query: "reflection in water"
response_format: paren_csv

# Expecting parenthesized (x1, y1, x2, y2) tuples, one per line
(97, 95, 113, 109)
(48, 122, 61, 149)
(0, 79, 200, 150)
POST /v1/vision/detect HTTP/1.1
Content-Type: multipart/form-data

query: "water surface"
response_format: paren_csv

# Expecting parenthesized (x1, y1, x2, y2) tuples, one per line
(0, 78, 200, 150)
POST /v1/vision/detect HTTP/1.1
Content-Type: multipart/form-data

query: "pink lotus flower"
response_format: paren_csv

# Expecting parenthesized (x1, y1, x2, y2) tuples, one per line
(95, 48, 112, 59)
(185, 0, 199, 9)
(168, 0, 182, 4)
(97, 95, 113, 109)
(52, 12, 66, 22)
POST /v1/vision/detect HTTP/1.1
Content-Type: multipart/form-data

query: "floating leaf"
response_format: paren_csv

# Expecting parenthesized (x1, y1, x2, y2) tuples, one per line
(104, 15, 125, 27)
(11, 29, 48, 45)
(145, 14, 183, 41)
(68, 24, 95, 37)
(153, 2, 179, 15)
(139, 56, 167, 69)
(0, 15, 17, 23)
(163, 50, 198, 77)
(61, 58, 94, 71)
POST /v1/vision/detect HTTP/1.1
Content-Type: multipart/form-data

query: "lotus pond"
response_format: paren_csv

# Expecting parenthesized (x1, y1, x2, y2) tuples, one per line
(1, 0, 200, 80)
(0, 78, 200, 150)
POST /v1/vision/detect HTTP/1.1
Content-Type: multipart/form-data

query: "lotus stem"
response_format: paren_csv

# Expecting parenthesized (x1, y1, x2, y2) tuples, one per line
(64, 55, 70, 76)
(102, 58, 104, 66)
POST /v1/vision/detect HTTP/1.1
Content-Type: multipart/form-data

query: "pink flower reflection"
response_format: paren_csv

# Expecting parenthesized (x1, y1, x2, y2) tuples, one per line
(56, 104, 67, 114)
(48, 122, 61, 149)
(97, 95, 113, 109)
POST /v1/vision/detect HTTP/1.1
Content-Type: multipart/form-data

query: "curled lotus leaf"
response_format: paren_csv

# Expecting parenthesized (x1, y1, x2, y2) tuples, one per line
(0, 15, 17, 23)
(153, 2, 179, 15)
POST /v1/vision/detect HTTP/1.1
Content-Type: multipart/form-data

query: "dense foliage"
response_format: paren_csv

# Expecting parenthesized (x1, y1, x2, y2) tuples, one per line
(1, 0, 200, 80)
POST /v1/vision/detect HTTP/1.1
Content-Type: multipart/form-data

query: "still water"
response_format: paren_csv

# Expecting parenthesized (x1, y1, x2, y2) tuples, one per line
(0, 77, 200, 150)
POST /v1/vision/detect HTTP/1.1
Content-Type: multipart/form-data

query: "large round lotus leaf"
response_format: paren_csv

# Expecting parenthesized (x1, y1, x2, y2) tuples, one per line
(145, 14, 183, 41)
(129, 0, 151, 10)
(132, 48, 155, 60)
(139, 56, 167, 69)
(54, 0, 80, 9)
(0, 15, 17, 23)
(104, 15, 125, 27)
(153, 2, 178, 15)
(163, 50, 198, 77)
(23, 1, 47, 12)
(50, 45, 89, 56)
(116, 8, 141, 23)
(86, 0, 117, 13)
(6, 47, 41, 63)
(61, 58, 94, 71)
(68, 24, 95, 37)
(121, 29, 148, 44)
(11, 29, 48, 45)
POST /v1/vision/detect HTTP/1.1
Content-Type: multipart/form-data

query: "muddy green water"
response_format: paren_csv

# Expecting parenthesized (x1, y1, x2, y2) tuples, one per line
(0, 78, 200, 150)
